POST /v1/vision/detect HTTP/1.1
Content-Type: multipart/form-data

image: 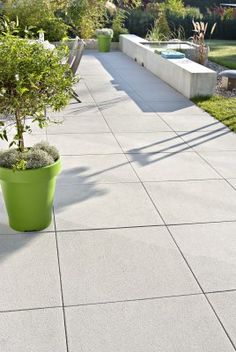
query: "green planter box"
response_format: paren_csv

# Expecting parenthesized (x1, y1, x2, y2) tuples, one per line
(97, 35, 112, 52)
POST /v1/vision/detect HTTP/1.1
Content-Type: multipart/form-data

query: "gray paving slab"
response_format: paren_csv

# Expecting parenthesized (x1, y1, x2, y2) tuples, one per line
(125, 79, 174, 90)
(228, 179, 236, 189)
(0, 308, 66, 352)
(98, 98, 153, 116)
(58, 155, 139, 184)
(0, 132, 47, 150)
(119, 72, 169, 85)
(160, 113, 227, 132)
(148, 101, 206, 115)
(47, 133, 122, 155)
(72, 82, 94, 103)
(199, 151, 236, 178)
(135, 88, 187, 102)
(46, 114, 110, 134)
(87, 84, 138, 102)
(115, 132, 191, 153)
(97, 52, 136, 68)
(126, 152, 220, 181)
(58, 227, 200, 305)
(48, 103, 102, 118)
(208, 291, 236, 347)
(54, 182, 163, 230)
(169, 222, 236, 292)
(79, 65, 114, 78)
(84, 75, 126, 87)
(179, 130, 236, 151)
(145, 180, 236, 224)
(65, 295, 235, 352)
(0, 194, 21, 235)
(0, 233, 61, 311)
(104, 114, 172, 132)
(90, 91, 133, 104)
(85, 80, 132, 93)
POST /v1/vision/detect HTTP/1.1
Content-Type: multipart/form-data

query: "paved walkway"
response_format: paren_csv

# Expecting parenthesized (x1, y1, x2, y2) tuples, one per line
(1, 51, 236, 351)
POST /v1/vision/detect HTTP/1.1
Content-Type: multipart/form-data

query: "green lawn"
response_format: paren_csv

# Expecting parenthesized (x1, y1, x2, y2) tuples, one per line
(193, 41, 236, 133)
(192, 96, 236, 132)
(206, 40, 236, 69)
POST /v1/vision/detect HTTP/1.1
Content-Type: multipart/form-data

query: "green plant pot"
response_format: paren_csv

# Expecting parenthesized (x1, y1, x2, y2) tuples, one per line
(97, 35, 112, 52)
(0, 159, 61, 232)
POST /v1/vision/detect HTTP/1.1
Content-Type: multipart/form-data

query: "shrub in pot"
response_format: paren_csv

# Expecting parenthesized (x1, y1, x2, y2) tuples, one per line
(96, 28, 113, 52)
(0, 35, 74, 232)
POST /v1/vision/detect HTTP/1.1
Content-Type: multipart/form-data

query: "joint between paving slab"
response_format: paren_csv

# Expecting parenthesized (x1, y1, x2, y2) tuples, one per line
(2, 287, 236, 315)
(53, 208, 70, 352)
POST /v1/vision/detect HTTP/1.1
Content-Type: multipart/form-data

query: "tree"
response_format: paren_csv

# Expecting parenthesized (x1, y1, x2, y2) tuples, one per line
(0, 35, 73, 152)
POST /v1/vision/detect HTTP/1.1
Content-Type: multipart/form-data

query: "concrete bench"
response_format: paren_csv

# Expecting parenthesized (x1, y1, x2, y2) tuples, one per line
(119, 34, 217, 99)
(218, 70, 236, 90)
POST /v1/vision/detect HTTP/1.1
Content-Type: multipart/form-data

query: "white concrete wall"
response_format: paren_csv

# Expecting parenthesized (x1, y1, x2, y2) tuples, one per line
(119, 34, 217, 98)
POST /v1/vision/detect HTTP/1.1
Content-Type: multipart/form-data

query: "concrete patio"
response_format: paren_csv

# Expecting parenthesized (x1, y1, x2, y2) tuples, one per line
(1, 50, 236, 351)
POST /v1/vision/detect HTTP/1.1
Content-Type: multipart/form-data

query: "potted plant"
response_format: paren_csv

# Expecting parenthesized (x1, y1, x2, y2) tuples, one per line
(191, 20, 216, 65)
(96, 28, 113, 52)
(0, 35, 74, 232)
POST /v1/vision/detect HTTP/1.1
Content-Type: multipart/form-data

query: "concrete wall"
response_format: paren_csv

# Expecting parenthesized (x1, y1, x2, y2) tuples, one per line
(119, 34, 217, 99)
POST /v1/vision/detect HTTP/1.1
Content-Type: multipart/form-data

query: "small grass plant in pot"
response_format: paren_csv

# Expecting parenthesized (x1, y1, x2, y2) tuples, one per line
(0, 35, 74, 232)
(96, 28, 113, 52)
(191, 20, 216, 65)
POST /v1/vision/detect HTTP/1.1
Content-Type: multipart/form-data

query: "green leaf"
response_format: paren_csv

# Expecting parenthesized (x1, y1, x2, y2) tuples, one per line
(18, 87, 29, 95)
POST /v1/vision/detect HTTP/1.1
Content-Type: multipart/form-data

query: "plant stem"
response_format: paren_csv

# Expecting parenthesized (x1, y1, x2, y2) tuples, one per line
(15, 109, 25, 152)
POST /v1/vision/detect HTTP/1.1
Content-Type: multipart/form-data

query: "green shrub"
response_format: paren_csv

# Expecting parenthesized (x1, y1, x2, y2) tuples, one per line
(111, 8, 128, 42)
(147, 11, 170, 41)
(25, 148, 54, 169)
(66, 0, 107, 38)
(38, 17, 68, 42)
(3, 0, 51, 30)
(125, 8, 155, 37)
(0, 149, 20, 169)
(33, 142, 60, 161)
(2, 0, 68, 41)
(157, 11, 171, 38)
(147, 19, 167, 41)
(184, 6, 203, 19)
(0, 143, 59, 170)
(223, 8, 234, 20)
(160, 0, 186, 17)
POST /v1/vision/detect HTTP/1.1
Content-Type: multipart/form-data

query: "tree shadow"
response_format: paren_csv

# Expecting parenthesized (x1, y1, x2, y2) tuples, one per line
(128, 125, 231, 166)
(54, 165, 108, 213)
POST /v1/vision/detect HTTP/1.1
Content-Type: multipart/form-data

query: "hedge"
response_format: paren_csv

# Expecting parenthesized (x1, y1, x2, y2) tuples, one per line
(125, 8, 236, 40)
(167, 14, 236, 40)
(183, 0, 236, 13)
(125, 8, 155, 37)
